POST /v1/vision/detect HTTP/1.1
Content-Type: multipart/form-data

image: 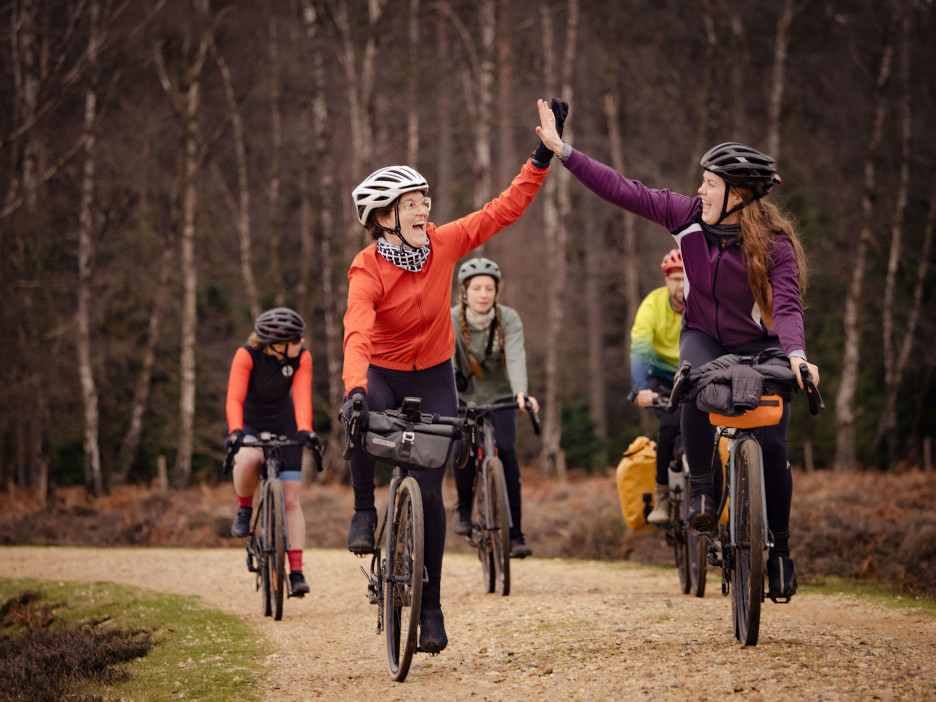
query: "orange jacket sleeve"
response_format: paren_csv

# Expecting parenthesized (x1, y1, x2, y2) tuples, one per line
(291, 349, 314, 432)
(225, 347, 253, 432)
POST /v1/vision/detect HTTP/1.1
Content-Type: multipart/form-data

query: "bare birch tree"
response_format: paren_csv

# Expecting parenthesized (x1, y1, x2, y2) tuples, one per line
(540, 0, 578, 478)
(154, 1, 212, 488)
(211, 39, 261, 319)
(77, 0, 103, 496)
(766, 0, 795, 159)
(602, 92, 649, 438)
(834, 14, 897, 471)
(868, 4, 912, 464)
(267, 15, 286, 306)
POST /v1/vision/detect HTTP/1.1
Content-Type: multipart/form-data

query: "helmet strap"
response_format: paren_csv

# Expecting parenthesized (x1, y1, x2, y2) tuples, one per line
(716, 186, 761, 224)
(376, 200, 419, 249)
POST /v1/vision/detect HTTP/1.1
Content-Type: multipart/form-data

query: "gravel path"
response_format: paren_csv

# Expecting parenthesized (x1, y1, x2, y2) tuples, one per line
(6, 546, 935, 701)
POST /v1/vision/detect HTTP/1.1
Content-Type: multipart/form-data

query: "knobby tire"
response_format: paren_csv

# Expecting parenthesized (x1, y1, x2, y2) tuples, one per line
(732, 438, 765, 646)
(266, 478, 286, 621)
(385, 476, 424, 681)
(487, 458, 511, 597)
(473, 467, 496, 593)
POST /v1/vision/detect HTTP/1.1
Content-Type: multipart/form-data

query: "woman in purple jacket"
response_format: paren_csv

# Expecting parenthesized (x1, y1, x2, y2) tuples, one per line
(535, 102, 820, 599)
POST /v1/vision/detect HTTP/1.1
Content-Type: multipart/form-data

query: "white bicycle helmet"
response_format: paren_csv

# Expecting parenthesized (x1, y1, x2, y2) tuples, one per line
(352, 166, 429, 226)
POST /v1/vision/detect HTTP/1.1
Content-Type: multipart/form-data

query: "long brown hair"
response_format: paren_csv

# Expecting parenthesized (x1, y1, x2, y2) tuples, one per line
(732, 185, 808, 329)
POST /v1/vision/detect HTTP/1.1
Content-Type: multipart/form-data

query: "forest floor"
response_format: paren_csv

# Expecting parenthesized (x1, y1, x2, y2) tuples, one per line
(3, 468, 936, 700)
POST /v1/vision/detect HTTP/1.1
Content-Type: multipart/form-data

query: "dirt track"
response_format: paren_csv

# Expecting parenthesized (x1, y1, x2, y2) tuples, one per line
(7, 546, 936, 700)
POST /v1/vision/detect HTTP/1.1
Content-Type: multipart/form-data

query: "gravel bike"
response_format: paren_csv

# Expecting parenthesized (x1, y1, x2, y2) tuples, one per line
(663, 356, 823, 646)
(630, 390, 708, 598)
(223, 433, 322, 621)
(459, 398, 540, 596)
(342, 396, 467, 681)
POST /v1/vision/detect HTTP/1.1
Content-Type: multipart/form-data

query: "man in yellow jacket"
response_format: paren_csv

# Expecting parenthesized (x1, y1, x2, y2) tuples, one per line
(631, 249, 684, 524)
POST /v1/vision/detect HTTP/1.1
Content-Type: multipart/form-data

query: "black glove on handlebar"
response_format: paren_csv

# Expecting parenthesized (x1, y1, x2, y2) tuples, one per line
(298, 430, 325, 454)
(531, 98, 569, 167)
(340, 387, 368, 425)
(224, 429, 244, 453)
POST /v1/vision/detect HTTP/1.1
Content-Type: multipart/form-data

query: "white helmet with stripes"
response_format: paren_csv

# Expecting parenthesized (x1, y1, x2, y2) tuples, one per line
(352, 166, 429, 226)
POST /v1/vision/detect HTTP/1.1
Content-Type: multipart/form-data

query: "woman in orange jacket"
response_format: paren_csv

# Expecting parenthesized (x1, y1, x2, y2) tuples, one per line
(340, 99, 568, 653)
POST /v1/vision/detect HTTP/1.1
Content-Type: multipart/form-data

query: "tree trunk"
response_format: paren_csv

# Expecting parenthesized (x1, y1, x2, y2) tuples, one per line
(868, 5, 911, 465)
(212, 41, 260, 319)
(540, 0, 578, 479)
(406, 0, 420, 167)
(766, 0, 794, 159)
(300, 1, 346, 479)
(154, 4, 211, 489)
(267, 16, 285, 307)
(834, 15, 897, 471)
(77, 0, 103, 497)
(602, 92, 649, 437)
(434, 7, 454, 225)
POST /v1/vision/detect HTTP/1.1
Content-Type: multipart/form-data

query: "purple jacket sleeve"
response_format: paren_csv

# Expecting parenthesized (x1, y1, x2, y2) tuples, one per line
(563, 148, 699, 232)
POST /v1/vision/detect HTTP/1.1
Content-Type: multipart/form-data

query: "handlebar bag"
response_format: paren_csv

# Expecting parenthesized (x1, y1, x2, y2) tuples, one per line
(364, 412, 458, 470)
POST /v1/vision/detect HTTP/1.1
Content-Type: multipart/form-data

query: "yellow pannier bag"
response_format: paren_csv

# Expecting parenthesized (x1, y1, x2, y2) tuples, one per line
(616, 436, 657, 531)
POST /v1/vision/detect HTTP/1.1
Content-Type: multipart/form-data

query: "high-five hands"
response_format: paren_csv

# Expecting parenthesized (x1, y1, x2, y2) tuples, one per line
(536, 98, 566, 156)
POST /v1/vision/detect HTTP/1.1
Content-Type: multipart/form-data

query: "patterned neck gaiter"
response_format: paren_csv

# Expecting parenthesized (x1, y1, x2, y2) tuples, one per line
(376, 237, 431, 273)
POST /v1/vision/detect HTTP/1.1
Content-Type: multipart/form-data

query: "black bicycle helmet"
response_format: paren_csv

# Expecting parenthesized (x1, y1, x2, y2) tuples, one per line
(700, 142, 781, 199)
(254, 307, 305, 344)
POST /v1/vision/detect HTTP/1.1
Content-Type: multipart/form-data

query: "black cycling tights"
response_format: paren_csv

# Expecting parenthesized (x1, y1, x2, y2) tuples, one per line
(679, 329, 793, 557)
(349, 361, 456, 611)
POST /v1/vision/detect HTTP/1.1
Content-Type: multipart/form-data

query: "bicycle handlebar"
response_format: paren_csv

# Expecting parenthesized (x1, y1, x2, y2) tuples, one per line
(223, 434, 318, 474)
(660, 358, 824, 416)
(462, 398, 541, 436)
(798, 363, 824, 415)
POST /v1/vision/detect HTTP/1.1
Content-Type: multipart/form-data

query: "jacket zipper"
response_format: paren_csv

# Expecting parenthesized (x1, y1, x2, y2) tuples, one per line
(712, 240, 725, 345)
(411, 272, 425, 369)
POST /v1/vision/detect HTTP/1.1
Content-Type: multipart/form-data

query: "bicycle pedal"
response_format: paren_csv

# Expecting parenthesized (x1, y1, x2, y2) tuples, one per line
(768, 594, 793, 605)
(707, 553, 722, 568)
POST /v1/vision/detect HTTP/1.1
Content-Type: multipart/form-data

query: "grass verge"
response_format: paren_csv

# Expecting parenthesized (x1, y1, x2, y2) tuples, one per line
(0, 578, 266, 702)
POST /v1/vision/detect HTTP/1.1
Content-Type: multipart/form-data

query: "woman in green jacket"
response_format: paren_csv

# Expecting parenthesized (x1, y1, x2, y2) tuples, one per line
(450, 257, 539, 558)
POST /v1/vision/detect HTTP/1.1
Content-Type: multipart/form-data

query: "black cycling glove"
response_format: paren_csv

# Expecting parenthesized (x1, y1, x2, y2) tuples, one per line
(298, 430, 325, 454)
(224, 429, 244, 453)
(531, 98, 569, 168)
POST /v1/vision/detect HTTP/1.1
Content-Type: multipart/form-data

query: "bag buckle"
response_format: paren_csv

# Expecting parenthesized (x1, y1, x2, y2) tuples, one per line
(400, 430, 416, 458)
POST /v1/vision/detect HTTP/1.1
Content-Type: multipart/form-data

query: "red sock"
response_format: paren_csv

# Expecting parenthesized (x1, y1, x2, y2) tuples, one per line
(237, 495, 253, 508)
(288, 550, 302, 573)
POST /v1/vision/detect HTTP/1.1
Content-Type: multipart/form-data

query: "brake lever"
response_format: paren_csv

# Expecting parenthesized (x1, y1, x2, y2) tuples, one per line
(798, 363, 825, 415)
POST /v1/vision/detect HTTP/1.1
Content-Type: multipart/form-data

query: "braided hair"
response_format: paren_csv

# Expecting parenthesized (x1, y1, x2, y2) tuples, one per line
(459, 297, 505, 378)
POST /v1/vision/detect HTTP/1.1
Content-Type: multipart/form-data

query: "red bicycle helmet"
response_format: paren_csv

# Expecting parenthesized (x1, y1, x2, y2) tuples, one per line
(660, 249, 683, 274)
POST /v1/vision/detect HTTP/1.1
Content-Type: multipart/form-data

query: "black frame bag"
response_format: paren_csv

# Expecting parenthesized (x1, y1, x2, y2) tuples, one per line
(363, 404, 459, 470)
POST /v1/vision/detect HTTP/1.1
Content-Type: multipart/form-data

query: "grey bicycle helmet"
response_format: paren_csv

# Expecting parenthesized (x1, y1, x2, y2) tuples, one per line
(458, 257, 501, 286)
(351, 165, 429, 226)
(700, 142, 781, 198)
(254, 307, 305, 344)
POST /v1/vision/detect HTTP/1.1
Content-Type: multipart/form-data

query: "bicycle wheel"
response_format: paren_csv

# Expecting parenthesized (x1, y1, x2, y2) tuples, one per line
(688, 522, 708, 597)
(670, 480, 692, 595)
(263, 479, 287, 621)
(732, 438, 765, 646)
(487, 457, 511, 596)
(384, 476, 424, 681)
(684, 456, 708, 598)
(472, 470, 495, 593)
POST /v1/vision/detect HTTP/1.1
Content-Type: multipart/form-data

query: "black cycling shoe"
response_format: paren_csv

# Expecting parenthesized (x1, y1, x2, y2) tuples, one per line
(687, 492, 717, 531)
(346, 509, 378, 554)
(452, 510, 471, 536)
(418, 608, 447, 654)
(510, 534, 532, 558)
(231, 506, 252, 538)
(767, 556, 797, 601)
(289, 570, 310, 597)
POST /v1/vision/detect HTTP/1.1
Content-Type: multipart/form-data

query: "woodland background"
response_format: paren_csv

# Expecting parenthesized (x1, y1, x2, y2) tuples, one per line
(2, 0, 935, 498)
